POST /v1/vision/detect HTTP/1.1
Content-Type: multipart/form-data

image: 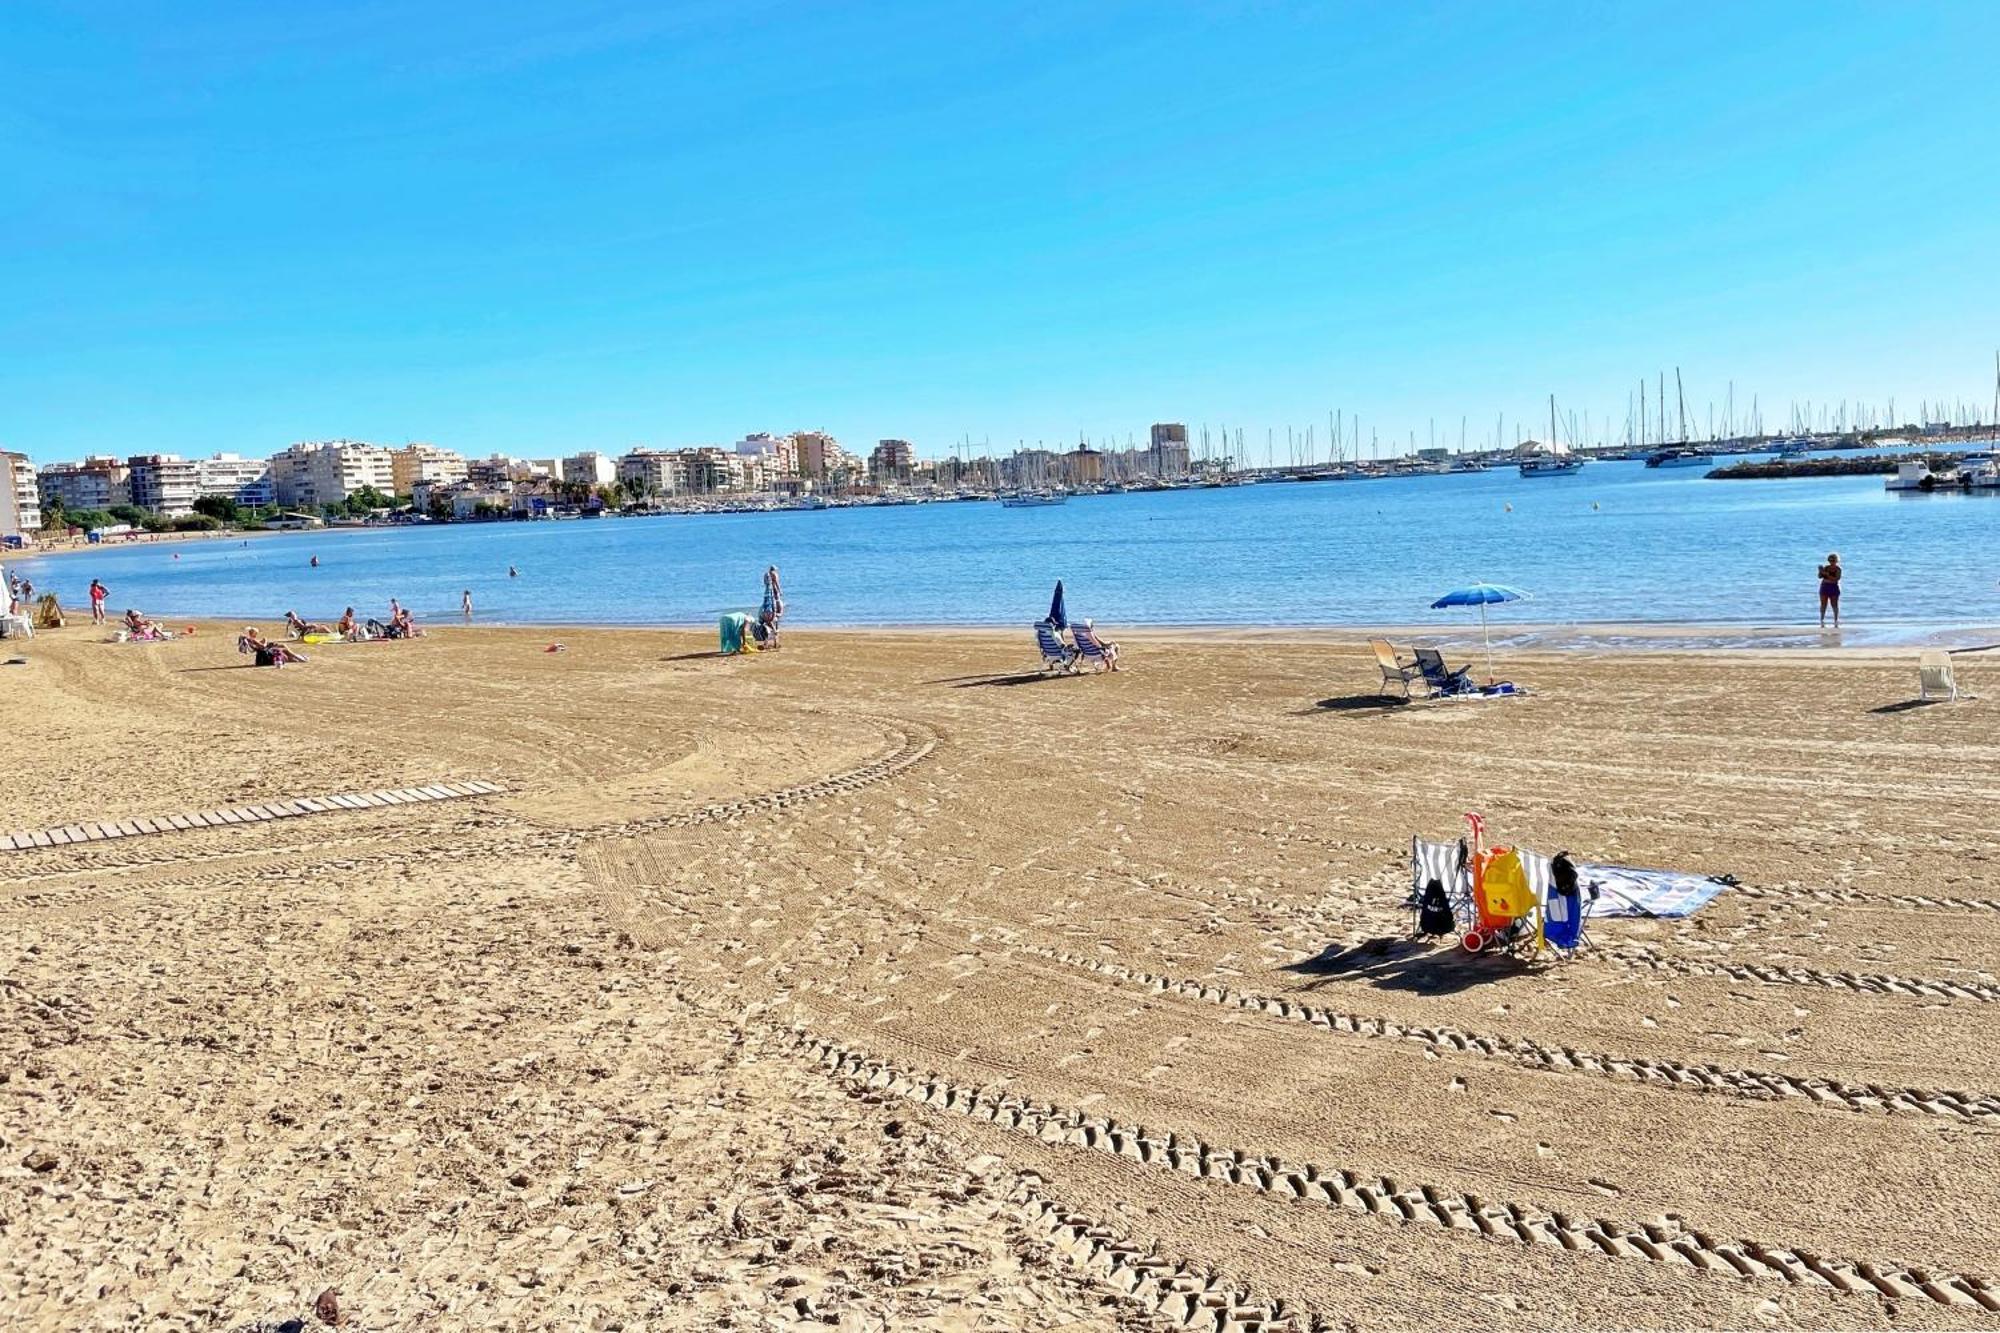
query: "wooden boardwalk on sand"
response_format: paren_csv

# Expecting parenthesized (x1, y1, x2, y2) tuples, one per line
(2, 780, 507, 851)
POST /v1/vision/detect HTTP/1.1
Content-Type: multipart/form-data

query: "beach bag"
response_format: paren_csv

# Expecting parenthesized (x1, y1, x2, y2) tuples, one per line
(1417, 878, 1455, 936)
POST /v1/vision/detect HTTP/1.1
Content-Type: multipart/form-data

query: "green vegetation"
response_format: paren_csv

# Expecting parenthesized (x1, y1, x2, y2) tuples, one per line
(193, 494, 241, 523)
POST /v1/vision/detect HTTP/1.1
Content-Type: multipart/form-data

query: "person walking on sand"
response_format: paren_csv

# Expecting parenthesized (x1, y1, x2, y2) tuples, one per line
(462, 589, 473, 621)
(1818, 552, 1843, 628)
(89, 579, 108, 625)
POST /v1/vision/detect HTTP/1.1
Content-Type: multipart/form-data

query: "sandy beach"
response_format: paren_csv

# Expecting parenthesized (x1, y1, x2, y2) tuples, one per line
(2, 624, 1996, 1330)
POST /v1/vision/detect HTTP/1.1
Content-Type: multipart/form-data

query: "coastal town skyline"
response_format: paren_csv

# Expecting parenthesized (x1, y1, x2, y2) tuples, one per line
(7, 4, 1999, 466)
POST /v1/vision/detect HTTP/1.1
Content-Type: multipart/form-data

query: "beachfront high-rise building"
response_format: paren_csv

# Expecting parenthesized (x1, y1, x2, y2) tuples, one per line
(793, 431, 835, 482)
(615, 449, 686, 498)
(38, 456, 132, 514)
(870, 439, 914, 485)
(561, 451, 617, 488)
(390, 443, 468, 495)
(270, 440, 396, 508)
(196, 454, 275, 508)
(126, 454, 202, 518)
(2, 451, 42, 538)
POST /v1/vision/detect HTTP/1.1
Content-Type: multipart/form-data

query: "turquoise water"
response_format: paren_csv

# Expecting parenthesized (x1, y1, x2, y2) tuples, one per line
(11, 461, 1999, 633)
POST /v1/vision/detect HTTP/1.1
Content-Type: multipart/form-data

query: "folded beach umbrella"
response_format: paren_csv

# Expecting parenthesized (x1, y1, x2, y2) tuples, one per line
(1047, 580, 1068, 631)
(1429, 584, 1530, 682)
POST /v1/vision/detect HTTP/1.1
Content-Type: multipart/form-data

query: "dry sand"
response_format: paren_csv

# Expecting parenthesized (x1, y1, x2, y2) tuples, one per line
(1, 623, 1996, 1330)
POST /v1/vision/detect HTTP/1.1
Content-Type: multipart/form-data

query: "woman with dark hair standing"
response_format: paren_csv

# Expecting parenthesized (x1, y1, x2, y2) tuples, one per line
(1817, 552, 1842, 628)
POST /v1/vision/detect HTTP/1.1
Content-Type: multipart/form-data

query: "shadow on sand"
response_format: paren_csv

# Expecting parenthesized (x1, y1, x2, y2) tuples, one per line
(1310, 694, 1410, 713)
(948, 672, 1075, 689)
(1868, 698, 1946, 715)
(1282, 934, 1529, 996)
(177, 664, 259, 673)
(661, 651, 736, 662)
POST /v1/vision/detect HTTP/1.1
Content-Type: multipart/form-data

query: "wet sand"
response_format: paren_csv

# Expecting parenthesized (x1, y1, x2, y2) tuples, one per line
(2, 625, 1996, 1329)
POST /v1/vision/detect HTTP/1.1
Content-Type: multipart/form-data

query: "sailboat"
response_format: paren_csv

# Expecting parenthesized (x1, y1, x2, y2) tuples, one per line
(1519, 395, 1584, 476)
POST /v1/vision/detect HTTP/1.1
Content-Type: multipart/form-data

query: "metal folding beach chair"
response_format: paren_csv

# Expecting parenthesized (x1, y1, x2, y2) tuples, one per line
(1408, 836, 1472, 939)
(1372, 639, 1420, 697)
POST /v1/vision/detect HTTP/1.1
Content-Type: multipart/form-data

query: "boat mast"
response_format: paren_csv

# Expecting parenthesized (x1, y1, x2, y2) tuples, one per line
(1676, 367, 1687, 445)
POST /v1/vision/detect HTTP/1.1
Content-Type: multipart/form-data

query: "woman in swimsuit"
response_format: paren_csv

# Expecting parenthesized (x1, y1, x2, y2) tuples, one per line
(1817, 552, 1842, 628)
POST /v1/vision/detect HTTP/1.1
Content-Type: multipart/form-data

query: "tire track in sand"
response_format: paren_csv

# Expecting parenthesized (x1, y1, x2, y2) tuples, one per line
(776, 1023, 1999, 1314)
(1017, 944, 2000, 1123)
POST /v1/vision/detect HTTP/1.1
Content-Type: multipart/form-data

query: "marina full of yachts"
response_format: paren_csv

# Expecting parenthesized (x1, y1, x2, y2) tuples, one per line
(492, 433, 1997, 520)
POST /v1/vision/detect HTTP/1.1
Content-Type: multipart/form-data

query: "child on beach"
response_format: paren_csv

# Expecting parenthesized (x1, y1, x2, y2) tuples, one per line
(1817, 553, 1842, 628)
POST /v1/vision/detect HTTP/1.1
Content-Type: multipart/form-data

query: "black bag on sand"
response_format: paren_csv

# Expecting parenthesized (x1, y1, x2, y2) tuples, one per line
(1417, 878, 1455, 936)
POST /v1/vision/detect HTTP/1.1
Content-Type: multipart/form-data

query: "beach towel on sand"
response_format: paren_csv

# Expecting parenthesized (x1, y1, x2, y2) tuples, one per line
(1576, 863, 1730, 918)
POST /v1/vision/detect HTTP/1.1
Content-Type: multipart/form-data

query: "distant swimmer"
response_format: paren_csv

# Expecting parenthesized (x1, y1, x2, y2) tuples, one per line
(508, 565, 518, 578)
(310, 555, 319, 567)
(462, 589, 473, 621)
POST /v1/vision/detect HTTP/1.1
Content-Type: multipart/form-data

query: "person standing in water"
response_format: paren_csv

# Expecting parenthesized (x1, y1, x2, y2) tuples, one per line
(1817, 552, 1842, 628)
(462, 589, 473, 621)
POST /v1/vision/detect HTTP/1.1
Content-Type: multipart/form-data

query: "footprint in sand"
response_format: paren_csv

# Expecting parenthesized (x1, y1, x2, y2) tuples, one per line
(1536, 1141, 1555, 1158)
(1449, 1076, 1467, 1093)
(1587, 1177, 1621, 1197)
(1489, 1110, 1517, 1124)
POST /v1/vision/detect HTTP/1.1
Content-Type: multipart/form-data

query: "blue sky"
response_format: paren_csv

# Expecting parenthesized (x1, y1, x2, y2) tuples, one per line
(4, 1, 1998, 464)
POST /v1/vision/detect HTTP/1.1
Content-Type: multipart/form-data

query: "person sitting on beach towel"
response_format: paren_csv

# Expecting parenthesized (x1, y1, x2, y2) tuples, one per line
(284, 609, 332, 639)
(239, 627, 306, 667)
(335, 607, 368, 642)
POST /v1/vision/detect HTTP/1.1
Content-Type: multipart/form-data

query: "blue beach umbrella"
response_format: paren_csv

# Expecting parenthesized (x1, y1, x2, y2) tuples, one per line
(1047, 580, 1068, 631)
(1429, 584, 1531, 681)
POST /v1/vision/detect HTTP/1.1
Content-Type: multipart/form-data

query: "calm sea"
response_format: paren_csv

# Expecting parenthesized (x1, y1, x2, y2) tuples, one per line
(11, 460, 1999, 640)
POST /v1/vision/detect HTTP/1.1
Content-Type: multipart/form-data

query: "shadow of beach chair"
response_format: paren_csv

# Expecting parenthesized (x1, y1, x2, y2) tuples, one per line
(1034, 621, 1078, 674)
(1413, 646, 1476, 697)
(1371, 639, 1420, 697)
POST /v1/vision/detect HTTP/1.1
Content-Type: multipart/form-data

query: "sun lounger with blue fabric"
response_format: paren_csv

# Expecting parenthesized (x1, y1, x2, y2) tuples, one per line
(1034, 621, 1078, 673)
(1413, 646, 1476, 696)
(1072, 622, 1119, 672)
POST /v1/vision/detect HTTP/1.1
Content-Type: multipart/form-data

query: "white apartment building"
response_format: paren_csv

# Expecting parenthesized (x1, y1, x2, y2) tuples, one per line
(561, 451, 616, 487)
(270, 440, 396, 508)
(197, 453, 274, 508)
(614, 449, 685, 497)
(735, 432, 798, 477)
(390, 443, 468, 495)
(38, 456, 131, 513)
(2, 451, 42, 538)
(127, 454, 201, 518)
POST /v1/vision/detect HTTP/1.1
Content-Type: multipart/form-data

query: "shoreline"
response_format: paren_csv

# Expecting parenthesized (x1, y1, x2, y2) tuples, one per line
(81, 617, 2000, 659)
